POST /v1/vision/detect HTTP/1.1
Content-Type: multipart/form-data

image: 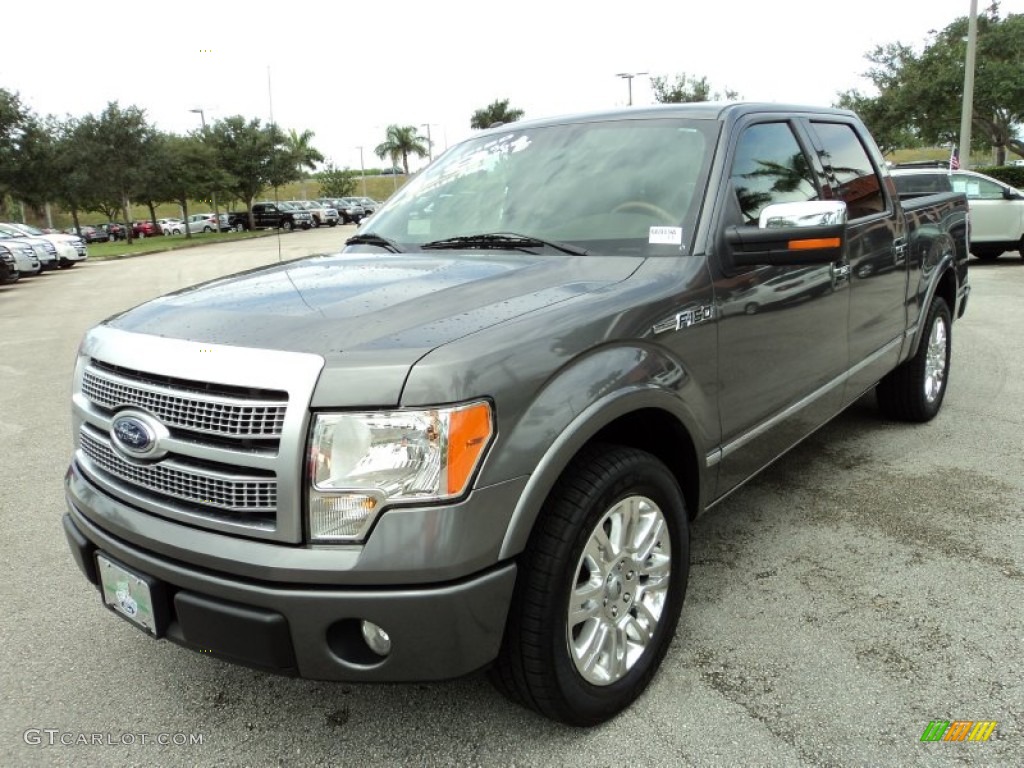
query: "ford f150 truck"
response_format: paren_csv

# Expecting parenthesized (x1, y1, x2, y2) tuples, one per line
(64, 103, 969, 726)
(225, 201, 314, 232)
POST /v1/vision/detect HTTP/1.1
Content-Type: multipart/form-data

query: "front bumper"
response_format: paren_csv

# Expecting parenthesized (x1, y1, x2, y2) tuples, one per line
(63, 500, 517, 682)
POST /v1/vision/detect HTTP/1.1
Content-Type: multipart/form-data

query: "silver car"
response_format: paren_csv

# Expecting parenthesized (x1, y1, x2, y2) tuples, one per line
(0, 227, 58, 271)
(1, 222, 86, 267)
(0, 234, 40, 276)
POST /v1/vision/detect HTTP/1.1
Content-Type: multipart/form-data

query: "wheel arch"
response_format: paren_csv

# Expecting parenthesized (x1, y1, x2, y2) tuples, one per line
(498, 388, 706, 560)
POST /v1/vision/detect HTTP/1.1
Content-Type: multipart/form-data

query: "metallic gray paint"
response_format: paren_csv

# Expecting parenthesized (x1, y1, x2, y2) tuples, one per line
(67, 461, 528, 585)
(67, 506, 516, 682)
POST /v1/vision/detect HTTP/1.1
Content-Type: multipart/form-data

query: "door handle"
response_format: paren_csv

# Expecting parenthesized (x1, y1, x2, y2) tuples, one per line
(831, 262, 851, 280)
(893, 238, 907, 265)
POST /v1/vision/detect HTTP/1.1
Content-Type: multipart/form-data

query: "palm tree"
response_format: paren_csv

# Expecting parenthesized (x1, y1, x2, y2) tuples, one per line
(470, 98, 525, 130)
(286, 128, 325, 175)
(373, 125, 429, 175)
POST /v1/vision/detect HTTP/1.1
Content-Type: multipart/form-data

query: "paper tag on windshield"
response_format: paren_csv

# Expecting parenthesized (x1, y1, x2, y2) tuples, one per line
(407, 219, 431, 236)
(649, 226, 683, 245)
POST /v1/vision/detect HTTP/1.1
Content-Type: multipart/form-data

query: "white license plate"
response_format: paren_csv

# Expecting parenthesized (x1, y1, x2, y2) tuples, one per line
(97, 554, 157, 635)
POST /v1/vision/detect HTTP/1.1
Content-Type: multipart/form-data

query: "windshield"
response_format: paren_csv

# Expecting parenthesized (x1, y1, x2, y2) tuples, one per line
(367, 117, 717, 255)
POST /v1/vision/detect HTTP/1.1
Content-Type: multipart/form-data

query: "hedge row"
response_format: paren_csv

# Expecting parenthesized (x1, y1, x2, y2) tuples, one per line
(974, 165, 1024, 188)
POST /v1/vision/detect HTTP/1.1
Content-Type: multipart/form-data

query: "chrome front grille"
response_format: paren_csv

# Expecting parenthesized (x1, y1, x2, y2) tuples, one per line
(72, 328, 324, 543)
(82, 364, 287, 439)
(79, 427, 276, 515)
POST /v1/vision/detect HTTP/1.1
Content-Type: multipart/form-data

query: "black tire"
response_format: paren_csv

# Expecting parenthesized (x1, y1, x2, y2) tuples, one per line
(282, 220, 294, 232)
(970, 248, 1000, 261)
(876, 297, 951, 422)
(328, 221, 337, 227)
(489, 444, 689, 726)
(743, 302, 759, 315)
(234, 222, 245, 232)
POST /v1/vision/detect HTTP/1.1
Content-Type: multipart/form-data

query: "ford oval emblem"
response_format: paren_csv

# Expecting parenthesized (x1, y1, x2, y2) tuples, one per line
(110, 411, 168, 460)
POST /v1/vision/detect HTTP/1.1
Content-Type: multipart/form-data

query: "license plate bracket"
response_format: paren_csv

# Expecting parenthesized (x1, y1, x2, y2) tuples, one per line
(96, 553, 169, 637)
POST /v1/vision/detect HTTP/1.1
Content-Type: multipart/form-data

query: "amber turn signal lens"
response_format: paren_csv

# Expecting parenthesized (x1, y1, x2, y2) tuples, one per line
(447, 402, 493, 495)
(787, 237, 841, 251)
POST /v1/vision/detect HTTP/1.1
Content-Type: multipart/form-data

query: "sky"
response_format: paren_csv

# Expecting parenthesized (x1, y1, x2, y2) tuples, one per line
(3, 0, 1021, 174)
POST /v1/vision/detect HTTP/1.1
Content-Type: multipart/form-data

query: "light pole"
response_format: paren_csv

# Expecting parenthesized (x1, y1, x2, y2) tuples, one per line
(616, 72, 648, 106)
(958, 0, 979, 169)
(420, 123, 434, 163)
(356, 146, 367, 197)
(190, 108, 221, 232)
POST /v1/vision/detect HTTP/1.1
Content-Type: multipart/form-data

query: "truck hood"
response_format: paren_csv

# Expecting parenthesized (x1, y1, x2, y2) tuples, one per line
(106, 250, 642, 362)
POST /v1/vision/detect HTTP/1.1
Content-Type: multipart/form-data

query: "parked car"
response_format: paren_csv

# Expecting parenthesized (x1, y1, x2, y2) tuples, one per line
(130, 221, 161, 238)
(0, 225, 60, 271)
(322, 197, 365, 224)
(62, 103, 969, 727)
(0, 235, 39, 276)
(891, 167, 1024, 260)
(0, 244, 20, 284)
(355, 197, 381, 215)
(380, 167, 404, 175)
(157, 218, 184, 235)
(0, 222, 86, 268)
(100, 222, 127, 241)
(185, 213, 219, 234)
(69, 226, 109, 244)
(224, 203, 314, 231)
(288, 201, 338, 227)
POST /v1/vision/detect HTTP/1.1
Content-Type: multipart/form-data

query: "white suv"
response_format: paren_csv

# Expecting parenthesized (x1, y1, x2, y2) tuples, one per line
(891, 167, 1024, 260)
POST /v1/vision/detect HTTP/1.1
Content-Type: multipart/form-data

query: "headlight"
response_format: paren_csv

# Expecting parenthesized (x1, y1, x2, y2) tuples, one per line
(307, 401, 493, 542)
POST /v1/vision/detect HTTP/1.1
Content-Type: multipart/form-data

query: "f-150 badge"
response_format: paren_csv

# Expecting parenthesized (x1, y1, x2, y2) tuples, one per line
(652, 305, 715, 335)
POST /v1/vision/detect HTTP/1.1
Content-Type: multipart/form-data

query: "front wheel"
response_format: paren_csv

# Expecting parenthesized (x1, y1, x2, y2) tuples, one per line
(876, 296, 951, 421)
(490, 444, 689, 726)
(282, 220, 294, 232)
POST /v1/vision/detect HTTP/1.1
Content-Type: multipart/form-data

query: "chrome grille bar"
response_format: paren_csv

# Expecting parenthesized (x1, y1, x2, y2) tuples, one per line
(82, 365, 287, 438)
(79, 426, 276, 514)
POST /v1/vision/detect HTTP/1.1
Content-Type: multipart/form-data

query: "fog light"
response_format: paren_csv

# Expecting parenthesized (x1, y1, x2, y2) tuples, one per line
(360, 620, 392, 657)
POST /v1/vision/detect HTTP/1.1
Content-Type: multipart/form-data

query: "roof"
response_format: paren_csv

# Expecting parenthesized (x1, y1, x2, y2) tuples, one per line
(477, 102, 857, 134)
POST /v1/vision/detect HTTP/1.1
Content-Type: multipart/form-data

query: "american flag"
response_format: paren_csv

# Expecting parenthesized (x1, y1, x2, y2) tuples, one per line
(949, 146, 960, 171)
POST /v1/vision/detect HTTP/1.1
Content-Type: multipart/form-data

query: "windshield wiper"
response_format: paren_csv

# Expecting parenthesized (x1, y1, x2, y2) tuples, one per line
(345, 232, 403, 253)
(421, 232, 588, 256)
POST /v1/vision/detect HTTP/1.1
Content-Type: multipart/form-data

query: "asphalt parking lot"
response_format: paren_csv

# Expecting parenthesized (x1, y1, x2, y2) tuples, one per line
(1, 230, 1021, 767)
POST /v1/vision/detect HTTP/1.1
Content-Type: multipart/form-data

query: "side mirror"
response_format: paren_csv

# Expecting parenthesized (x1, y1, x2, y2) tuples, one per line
(1002, 187, 1022, 201)
(724, 201, 848, 269)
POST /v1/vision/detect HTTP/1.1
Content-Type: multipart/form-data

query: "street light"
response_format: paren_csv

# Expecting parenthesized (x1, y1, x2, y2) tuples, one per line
(615, 72, 648, 106)
(356, 146, 367, 197)
(958, 0, 979, 169)
(420, 123, 434, 163)
(190, 108, 221, 232)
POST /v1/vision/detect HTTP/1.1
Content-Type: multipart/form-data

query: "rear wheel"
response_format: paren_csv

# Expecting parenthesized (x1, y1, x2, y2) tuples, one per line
(489, 444, 689, 726)
(234, 222, 245, 232)
(282, 220, 294, 232)
(876, 296, 951, 422)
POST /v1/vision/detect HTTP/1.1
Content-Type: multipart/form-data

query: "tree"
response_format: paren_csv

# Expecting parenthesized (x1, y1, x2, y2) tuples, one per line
(374, 124, 429, 175)
(207, 116, 300, 230)
(286, 128, 325, 175)
(836, 10, 1024, 163)
(470, 98, 525, 129)
(317, 161, 358, 198)
(650, 73, 740, 104)
(75, 103, 157, 243)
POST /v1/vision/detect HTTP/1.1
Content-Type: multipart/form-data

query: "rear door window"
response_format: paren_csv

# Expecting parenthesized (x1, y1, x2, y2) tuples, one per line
(810, 122, 887, 219)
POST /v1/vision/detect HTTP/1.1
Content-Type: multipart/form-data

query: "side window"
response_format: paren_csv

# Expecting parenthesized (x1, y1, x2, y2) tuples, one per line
(952, 174, 1004, 200)
(729, 122, 819, 225)
(811, 122, 885, 219)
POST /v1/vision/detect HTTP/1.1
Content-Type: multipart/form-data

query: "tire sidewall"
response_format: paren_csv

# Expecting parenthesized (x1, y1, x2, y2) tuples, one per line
(543, 452, 689, 724)
(918, 298, 952, 419)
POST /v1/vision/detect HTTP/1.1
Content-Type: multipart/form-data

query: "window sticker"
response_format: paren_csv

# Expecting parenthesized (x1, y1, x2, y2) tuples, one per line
(407, 219, 431, 236)
(649, 226, 683, 245)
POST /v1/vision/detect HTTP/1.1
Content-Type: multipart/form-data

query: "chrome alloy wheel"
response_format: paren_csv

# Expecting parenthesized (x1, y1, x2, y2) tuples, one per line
(924, 315, 948, 404)
(567, 494, 671, 686)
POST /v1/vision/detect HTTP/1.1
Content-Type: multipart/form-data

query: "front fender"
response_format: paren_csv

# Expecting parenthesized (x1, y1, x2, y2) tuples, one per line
(491, 343, 715, 560)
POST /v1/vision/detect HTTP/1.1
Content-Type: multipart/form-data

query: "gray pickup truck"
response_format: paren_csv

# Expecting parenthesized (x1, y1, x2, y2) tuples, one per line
(64, 103, 969, 726)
